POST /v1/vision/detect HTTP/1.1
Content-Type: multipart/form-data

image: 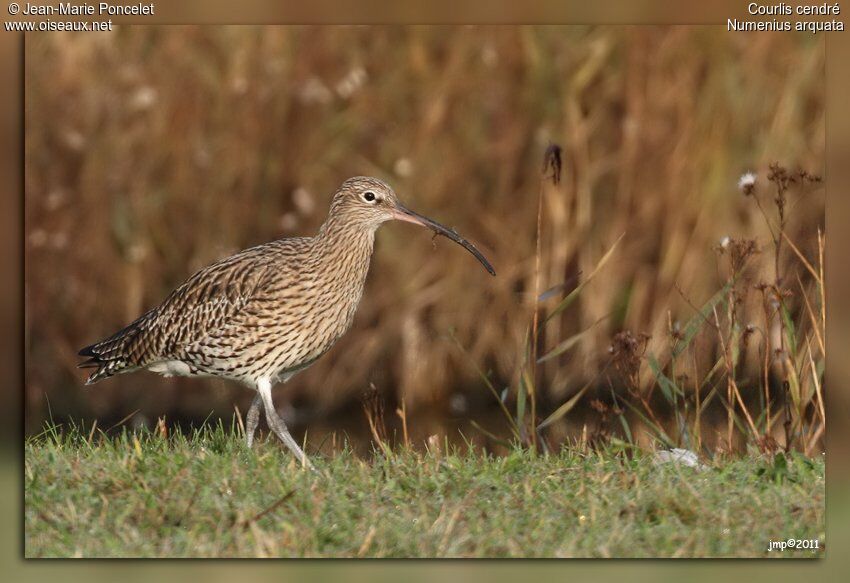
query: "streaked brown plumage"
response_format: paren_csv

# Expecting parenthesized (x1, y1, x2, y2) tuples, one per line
(79, 176, 495, 468)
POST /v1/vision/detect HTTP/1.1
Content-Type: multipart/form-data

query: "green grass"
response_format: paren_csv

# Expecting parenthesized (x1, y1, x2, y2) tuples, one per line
(25, 424, 824, 558)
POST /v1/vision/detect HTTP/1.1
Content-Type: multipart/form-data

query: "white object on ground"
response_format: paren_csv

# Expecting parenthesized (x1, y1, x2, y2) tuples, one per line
(653, 448, 708, 471)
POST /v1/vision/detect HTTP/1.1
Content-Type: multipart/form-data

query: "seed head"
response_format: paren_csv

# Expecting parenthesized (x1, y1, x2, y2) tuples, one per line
(738, 172, 757, 196)
(608, 330, 650, 391)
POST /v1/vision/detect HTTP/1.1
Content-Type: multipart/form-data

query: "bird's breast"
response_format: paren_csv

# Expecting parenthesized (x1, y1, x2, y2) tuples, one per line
(261, 235, 373, 374)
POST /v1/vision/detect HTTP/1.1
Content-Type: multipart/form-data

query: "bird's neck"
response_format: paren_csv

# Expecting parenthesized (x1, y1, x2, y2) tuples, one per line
(314, 218, 376, 279)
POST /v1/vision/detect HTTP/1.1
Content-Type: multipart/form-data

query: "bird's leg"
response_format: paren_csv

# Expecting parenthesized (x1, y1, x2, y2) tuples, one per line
(257, 378, 314, 470)
(245, 393, 262, 448)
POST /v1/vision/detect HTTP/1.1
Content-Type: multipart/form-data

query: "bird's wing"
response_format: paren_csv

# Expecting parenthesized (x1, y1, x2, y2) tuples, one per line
(78, 242, 288, 382)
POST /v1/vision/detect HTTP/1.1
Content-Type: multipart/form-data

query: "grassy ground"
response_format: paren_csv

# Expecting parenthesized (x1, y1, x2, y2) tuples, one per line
(24, 425, 824, 558)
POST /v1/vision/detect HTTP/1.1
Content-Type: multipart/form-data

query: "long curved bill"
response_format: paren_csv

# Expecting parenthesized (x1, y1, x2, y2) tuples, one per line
(391, 204, 496, 276)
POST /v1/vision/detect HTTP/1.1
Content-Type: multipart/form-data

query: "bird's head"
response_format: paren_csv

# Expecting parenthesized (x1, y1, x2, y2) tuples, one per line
(330, 176, 402, 229)
(327, 176, 495, 276)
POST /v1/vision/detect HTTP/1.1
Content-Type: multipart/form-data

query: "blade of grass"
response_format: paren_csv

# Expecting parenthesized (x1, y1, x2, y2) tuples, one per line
(610, 390, 633, 444)
(517, 370, 528, 440)
(107, 409, 140, 433)
(537, 314, 609, 363)
(450, 332, 520, 438)
(469, 421, 514, 448)
(673, 279, 735, 357)
(620, 397, 674, 448)
(818, 229, 825, 334)
(544, 233, 624, 324)
(798, 273, 825, 356)
(647, 354, 682, 401)
(807, 340, 826, 426)
(537, 362, 611, 431)
(781, 231, 821, 285)
(780, 302, 798, 356)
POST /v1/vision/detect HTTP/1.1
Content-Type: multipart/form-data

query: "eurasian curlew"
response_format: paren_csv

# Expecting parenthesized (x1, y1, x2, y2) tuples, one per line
(78, 177, 495, 468)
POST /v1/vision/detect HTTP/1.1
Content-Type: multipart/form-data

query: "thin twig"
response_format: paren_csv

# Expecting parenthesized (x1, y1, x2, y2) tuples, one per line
(239, 490, 296, 529)
(106, 409, 140, 433)
(528, 144, 561, 449)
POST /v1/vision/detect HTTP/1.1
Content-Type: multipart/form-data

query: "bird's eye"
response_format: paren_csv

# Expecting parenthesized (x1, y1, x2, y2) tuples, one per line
(363, 191, 376, 202)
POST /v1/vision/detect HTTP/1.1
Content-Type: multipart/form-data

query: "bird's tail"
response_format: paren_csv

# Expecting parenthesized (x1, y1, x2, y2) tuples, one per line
(77, 322, 143, 384)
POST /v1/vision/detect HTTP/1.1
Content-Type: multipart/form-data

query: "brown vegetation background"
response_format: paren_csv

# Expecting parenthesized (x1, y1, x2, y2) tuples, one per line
(24, 26, 824, 444)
